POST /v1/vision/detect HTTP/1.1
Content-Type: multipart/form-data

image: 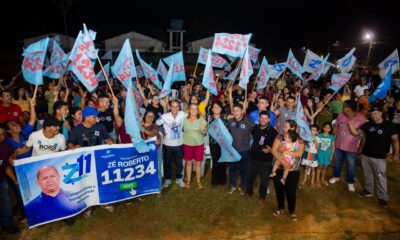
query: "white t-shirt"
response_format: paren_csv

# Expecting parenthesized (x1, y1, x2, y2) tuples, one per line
(26, 130, 66, 156)
(157, 111, 187, 146)
(354, 85, 369, 97)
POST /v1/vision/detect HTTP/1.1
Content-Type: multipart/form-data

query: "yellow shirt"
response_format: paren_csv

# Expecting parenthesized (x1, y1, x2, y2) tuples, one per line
(13, 97, 31, 112)
(198, 101, 207, 118)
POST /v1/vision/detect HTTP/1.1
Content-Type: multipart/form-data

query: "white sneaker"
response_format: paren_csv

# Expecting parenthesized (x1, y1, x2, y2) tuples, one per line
(267, 187, 270, 194)
(163, 180, 171, 188)
(103, 205, 115, 212)
(329, 177, 340, 184)
(347, 183, 355, 192)
(238, 187, 245, 196)
(176, 179, 185, 187)
(229, 187, 236, 194)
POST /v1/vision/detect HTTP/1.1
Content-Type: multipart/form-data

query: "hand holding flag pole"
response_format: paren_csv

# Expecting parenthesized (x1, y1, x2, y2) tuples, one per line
(309, 92, 337, 119)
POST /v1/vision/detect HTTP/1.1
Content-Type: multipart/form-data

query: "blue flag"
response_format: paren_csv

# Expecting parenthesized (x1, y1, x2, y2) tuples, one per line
(256, 57, 270, 90)
(248, 46, 261, 64)
(43, 41, 68, 79)
(101, 50, 113, 60)
(212, 33, 252, 58)
(295, 95, 312, 142)
(208, 118, 241, 163)
(269, 63, 287, 79)
(337, 47, 356, 73)
(68, 24, 98, 92)
(111, 39, 137, 90)
(95, 62, 110, 83)
(125, 82, 150, 153)
(163, 51, 186, 82)
(329, 73, 352, 92)
(201, 51, 218, 95)
(197, 47, 227, 68)
(368, 66, 392, 103)
(378, 49, 399, 79)
(238, 47, 253, 89)
(158, 57, 174, 99)
(136, 50, 162, 89)
(157, 59, 168, 80)
(286, 49, 305, 80)
(21, 38, 49, 85)
(308, 54, 330, 81)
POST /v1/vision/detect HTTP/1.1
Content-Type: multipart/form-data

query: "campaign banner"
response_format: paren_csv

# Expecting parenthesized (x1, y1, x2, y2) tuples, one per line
(14, 142, 160, 229)
(212, 33, 252, 58)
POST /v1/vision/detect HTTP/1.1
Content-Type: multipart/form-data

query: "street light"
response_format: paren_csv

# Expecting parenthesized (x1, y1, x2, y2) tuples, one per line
(363, 31, 374, 67)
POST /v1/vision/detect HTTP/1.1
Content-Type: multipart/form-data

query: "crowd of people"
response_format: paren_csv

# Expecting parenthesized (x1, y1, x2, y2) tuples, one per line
(0, 67, 399, 234)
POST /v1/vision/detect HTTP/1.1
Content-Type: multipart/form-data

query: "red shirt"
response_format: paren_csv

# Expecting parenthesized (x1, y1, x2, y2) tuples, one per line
(0, 103, 23, 124)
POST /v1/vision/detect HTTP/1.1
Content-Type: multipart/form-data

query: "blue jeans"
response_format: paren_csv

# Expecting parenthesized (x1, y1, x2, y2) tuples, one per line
(229, 151, 249, 189)
(163, 145, 183, 180)
(333, 148, 357, 183)
(0, 178, 13, 227)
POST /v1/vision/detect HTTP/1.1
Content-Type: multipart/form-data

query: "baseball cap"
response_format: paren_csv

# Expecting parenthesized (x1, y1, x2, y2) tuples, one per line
(369, 105, 383, 113)
(82, 107, 99, 118)
(43, 117, 61, 128)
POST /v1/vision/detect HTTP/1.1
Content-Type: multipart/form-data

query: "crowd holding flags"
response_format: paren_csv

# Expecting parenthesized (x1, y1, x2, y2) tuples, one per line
(111, 39, 137, 90)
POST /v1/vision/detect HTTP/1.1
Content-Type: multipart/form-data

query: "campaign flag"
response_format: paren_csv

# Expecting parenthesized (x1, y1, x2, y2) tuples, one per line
(158, 57, 174, 99)
(68, 24, 98, 92)
(163, 51, 186, 82)
(378, 49, 399, 79)
(157, 59, 168, 80)
(329, 73, 352, 92)
(14, 142, 159, 228)
(337, 47, 356, 73)
(295, 96, 312, 142)
(256, 56, 270, 90)
(269, 63, 287, 79)
(197, 47, 227, 68)
(308, 54, 330, 81)
(135, 65, 144, 78)
(303, 49, 322, 74)
(223, 66, 240, 81)
(125, 81, 150, 153)
(286, 49, 305, 80)
(111, 39, 137, 90)
(48, 35, 61, 50)
(95, 62, 110, 83)
(368, 66, 392, 103)
(136, 50, 162, 89)
(212, 33, 252, 58)
(238, 47, 253, 89)
(101, 50, 113, 60)
(21, 38, 49, 85)
(51, 41, 68, 66)
(43, 41, 69, 79)
(248, 46, 261, 64)
(201, 51, 218, 95)
(208, 118, 241, 163)
(322, 61, 335, 75)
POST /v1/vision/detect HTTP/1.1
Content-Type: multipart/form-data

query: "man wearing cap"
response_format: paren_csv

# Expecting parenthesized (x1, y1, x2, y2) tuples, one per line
(9, 117, 66, 160)
(351, 105, 399, 207)
(68, 107, 113, 149)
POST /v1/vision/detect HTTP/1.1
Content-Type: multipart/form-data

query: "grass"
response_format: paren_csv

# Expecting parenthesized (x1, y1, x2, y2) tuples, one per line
(2, 160, 400, 240)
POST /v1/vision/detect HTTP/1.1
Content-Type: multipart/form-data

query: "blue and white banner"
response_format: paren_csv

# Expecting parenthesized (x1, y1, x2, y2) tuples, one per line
(256, 56, 270, 90)
(303, 49, 322, 74)
(378, 49, 399, 79)
(15, 142, 159, 229)
(369, 66, 392, 103)
(111, 39, 137, 89)
(269, 63, 287, 79)
(248, 46, 261, 64)
(212, 33, 252, 58)
(136, 50, 162, 89)
(337, 47, 356, 73)
(329, 73, 352, 92)
(22, 38, 50, 85)
(238, 47, 253, 89)
(295, 96, 312, 142)
(197, 47, 227, 68)
(163, 51, 186, 82)
(286, 49, 305, 80)
(208, 119, 241, 163)
(201, 51, 218, 95)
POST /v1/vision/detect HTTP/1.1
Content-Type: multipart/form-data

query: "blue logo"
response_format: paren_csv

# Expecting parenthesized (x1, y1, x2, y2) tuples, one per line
(62, 154, 92, 184)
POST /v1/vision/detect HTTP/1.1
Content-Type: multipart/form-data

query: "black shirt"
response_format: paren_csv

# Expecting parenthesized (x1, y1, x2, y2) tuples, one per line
(250, 124, 278, 162)
(228, 117, 255, 152)
(69, 123, 110, 147)
(97, 109, 115, 133)
(146, 104, 164, 121)
(361, 121, 397, 159)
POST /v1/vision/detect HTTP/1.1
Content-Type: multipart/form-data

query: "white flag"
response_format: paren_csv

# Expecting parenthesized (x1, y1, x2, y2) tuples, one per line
(378, 49, 399, 79)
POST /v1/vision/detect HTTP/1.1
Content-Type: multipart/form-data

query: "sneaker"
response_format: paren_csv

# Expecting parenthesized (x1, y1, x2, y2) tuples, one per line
(269, 172, 277, 178)
(329, 177, 340, 184)
(359, 189, 373, 197)
(176, 179, 185, 187)
(228, 187, 236, 194)
(103, 205, 115, 212)
(238, 187, 245, 196)
(138, 197, 145, 202)
(378, 199, 388, 208)
(84, 209, 92, 218)
(163, 179, 172, 188)
(347, 183, 355, 192)
(267, 187, 270, 194)
(3, 224, 19, 234)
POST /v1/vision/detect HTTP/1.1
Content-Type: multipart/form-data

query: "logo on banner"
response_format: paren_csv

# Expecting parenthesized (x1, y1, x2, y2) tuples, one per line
(62, 154, 92, 184)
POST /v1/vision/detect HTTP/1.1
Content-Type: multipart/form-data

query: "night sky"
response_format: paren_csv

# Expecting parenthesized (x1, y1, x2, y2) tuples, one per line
(1, 0, 399, 64)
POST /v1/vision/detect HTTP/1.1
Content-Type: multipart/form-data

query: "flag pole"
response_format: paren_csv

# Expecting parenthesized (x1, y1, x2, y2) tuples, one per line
(251, 76, 259, 93)
(32, 85, 38, 100)
(97, 57, 115, 98)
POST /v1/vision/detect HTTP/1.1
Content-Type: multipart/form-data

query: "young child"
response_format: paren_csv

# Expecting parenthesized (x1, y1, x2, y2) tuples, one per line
(270, 129, 299, 185)
(300, 125, 320, 187)
(316, 122, 335, 187)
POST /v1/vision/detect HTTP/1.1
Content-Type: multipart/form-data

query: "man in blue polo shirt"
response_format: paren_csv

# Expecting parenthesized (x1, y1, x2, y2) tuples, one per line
(25, 165, 86, 226)
(249, 96, 277, 128)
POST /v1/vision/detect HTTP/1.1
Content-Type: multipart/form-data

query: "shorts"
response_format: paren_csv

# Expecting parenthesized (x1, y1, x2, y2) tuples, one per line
(183, 144, 204, 161)
(301, 151, 318, 167)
